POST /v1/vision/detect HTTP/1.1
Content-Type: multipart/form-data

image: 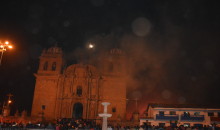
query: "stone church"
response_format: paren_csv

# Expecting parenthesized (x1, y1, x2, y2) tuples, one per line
(31, 46, 127, 121)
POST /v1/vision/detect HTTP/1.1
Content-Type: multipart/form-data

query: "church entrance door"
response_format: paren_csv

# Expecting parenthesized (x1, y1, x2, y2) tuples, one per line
(73, 103, 83, 119)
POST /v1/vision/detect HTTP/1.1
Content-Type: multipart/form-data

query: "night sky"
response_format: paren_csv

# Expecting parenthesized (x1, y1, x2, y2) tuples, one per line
(0, 0, 220, 114)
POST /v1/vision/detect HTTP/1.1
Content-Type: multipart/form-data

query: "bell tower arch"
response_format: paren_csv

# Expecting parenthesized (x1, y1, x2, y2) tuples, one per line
(38, 46, 63, 75)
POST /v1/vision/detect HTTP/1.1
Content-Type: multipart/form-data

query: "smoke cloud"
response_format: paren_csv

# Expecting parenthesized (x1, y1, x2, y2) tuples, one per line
(65, 17, 186, 115)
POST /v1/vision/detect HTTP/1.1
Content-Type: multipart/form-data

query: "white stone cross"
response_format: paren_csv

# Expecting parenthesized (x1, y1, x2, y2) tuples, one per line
(98, 102, 112, 130)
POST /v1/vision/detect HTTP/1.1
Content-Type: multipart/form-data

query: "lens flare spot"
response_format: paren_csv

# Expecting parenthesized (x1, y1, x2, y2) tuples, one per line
(178, 97, 186, 104)
(161, 90, 171, 99)
(132, 17, 151, 37)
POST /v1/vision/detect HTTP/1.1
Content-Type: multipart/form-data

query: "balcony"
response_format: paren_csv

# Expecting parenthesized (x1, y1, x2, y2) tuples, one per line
(181, 115, 204, 121)
(156, 114, 179, 120)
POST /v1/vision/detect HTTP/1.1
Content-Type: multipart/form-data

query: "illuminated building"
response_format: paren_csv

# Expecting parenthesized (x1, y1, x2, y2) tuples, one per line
(31, 46, 127, 121)
(140, 103, 220, 127)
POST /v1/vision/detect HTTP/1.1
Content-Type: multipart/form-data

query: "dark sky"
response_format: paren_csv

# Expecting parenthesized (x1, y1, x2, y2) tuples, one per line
(0, 0, 220, 114)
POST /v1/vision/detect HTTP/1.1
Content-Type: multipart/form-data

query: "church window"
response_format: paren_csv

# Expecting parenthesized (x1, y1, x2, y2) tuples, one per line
(42, 105, 46, 110)
(112, 107, 116, 113)
(109, 62, 113, 72)
(52, 62, 56, 71)
(43, 62, 48, 70)
(77, 86, 82, 97)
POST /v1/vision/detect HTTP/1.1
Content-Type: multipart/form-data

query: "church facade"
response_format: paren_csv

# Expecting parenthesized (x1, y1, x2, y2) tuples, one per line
(31, 46, 127, 121)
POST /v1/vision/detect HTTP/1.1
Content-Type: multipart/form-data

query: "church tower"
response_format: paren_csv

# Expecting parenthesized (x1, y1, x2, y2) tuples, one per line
(98, 48, 127, 120)
(31, 46, 63, 120)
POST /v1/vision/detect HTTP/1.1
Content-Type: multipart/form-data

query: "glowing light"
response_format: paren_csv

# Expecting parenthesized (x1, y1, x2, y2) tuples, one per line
(0, 41, 13, 50)
(0, 40, 14, 65)
(8, 100, 12, 104)
(89, 43, 94, 49)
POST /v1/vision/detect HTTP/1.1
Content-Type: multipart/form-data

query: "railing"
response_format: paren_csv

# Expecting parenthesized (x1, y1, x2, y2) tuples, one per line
(156, 114, 179, 120)
(180, 115, 204, 121)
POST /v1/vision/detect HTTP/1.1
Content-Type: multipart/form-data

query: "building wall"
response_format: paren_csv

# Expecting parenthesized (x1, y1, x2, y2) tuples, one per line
(141, 106, 220, 127)
(32, 76, 60, 118)
(32, 47, 63, 120)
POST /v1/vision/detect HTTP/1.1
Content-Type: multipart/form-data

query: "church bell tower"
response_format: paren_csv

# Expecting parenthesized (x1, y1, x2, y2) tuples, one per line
(37, 46, 63, 75)
(99, 48, 127, 120)
(31, 46, 63, 120)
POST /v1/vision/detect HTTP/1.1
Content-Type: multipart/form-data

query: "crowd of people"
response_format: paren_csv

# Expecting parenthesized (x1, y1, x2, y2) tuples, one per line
(0, 118, 219, 130)
(0, 118, 100, 129)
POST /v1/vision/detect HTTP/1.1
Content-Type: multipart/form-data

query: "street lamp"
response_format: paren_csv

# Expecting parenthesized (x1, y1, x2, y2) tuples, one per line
(1, 93, 13, 117)
(7, 93, 13, 106)
(0, 41, 13, 65)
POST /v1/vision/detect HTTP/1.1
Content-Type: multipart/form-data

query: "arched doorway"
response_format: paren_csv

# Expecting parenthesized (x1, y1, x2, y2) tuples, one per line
(72, 102, 83, 119)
